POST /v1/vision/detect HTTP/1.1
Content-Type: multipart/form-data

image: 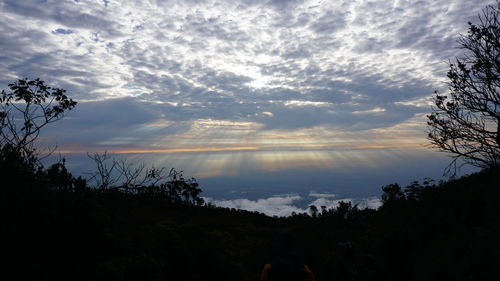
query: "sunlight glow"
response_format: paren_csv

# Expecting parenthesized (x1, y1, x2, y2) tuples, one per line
(113, 146, 259, 154)
(352, 107, 386, 114)
(283, 100, 332, 107)
(52, 112, 430, 179)
(53, 115, 428, 178)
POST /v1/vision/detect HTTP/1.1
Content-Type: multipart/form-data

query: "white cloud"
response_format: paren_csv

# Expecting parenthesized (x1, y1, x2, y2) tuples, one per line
(283, 100, 332, 108)
(308, 192, 337, 198)
(206, 195, 304, 217)
(0, 0, 494, 157)
(205, 193, 383, 217)
(356, 197, 383, 209)
(308, 197, 382, 210)
(352, 107, 386, 115)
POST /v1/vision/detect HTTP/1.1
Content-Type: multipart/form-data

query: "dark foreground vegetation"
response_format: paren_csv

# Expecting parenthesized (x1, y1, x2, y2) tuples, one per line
(2, 149, 499, 281)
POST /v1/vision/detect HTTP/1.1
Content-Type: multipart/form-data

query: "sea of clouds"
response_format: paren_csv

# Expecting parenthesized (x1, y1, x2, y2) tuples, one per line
(205, 191, 382, 217)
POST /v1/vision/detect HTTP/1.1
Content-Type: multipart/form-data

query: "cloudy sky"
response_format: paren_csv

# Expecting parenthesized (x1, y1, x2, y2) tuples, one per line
(0, 0, 490, 215)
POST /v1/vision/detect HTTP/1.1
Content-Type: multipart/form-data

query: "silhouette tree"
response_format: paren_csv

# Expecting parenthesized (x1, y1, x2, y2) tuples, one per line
(87, 151, 205, 205)
(308, 205, 318, 218)
(427, 1, 500, 171)
(0, 78, 77, 159)
(335, 201, 356, 220)
(381, 183, 405, 203)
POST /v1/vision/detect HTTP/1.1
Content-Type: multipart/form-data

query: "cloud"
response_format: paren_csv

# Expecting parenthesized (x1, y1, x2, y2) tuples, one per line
(38, 97, 172, 150)
(309, 10, 348, 34)
(0, 0, 495, 154)
(3, 0, 123, 36)
(207, 195, 304, 217)
(309, 197, 383, 210)
(205, 193, 382, 217)
(309, 192, 337, 198)
(53, 28, 74, 35)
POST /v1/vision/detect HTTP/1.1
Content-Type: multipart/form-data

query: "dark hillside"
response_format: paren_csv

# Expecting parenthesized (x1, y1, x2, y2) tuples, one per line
(371, 169, 500, 281)
(2, 167, 500, 281)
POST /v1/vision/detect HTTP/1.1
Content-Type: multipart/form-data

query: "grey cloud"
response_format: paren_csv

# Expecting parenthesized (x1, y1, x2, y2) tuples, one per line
(363, 0, 492, 57)
(267, 0, 302, 9)
(0, 24, 50, 59)
(2, 0, 51, 20)
(3, 0, 123, 37)
(196, 70, 253, 91)
(54, 12, 121, 36)
(352, 35, 386, 53)
(183, 13, 251, 42)
(309, 10, 348, 33)
(281, 45, 311, 59)
(139, 84, 417, 131)
(271, 9, 314, 28)
(40, 97, 167, 148)
(1, 51, 105, 100)
(154, 100, 258, 122)
(0, 0, 493, 147)
(70, 98, 160, 127)
(122, 51, 431, 130)
(254, 88, 303, 101)
(10, 54, 91, 79)
(258, 105, 417, 131)
(121, 43, 184, 73)
(255, 106, 337, 130)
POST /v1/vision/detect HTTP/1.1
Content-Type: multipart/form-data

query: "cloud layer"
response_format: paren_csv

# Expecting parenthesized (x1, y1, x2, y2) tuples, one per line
(205, 192, 382, 217)
(0, 0, 494, 177)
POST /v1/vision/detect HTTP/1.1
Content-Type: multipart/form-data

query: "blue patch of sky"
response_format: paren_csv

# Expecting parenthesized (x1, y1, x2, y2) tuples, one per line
(53, 28, 73, 35)
(91, 32, 100, 42)
(133, 25, 144, 32)
(121, 83, 140, 89)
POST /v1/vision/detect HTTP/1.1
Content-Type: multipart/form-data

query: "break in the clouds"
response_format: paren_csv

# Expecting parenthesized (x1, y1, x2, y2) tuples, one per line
(0, 0, 495, 172)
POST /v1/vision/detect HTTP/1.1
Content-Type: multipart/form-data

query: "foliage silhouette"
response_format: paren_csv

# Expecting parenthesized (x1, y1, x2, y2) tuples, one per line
(86, 151, 204, 205)
(0, 78, 76, 160)
(3, 142, 500, 281)
(0, 78, 204, 206)
(427, 1, 500, 172)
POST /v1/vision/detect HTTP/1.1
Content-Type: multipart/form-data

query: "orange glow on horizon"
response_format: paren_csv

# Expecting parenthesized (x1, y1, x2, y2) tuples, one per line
(56, 139, 424, 155)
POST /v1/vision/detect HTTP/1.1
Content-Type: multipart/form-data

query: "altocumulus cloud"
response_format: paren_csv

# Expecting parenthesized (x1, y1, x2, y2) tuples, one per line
(0, 0, 495, 152)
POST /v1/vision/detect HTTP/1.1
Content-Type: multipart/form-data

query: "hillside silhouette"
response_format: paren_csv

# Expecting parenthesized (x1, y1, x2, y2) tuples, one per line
(2, 144, 499, 281)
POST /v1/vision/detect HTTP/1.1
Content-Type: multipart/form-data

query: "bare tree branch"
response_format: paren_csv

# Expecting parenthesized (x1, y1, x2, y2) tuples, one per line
(427, 1, 500, 173)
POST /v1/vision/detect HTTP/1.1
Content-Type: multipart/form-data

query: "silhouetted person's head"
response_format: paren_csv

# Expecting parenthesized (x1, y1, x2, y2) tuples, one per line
(268, 231, 306, 281)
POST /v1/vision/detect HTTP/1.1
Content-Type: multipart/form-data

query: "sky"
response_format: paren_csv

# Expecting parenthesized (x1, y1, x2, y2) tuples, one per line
(0, 0, 491, 215)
